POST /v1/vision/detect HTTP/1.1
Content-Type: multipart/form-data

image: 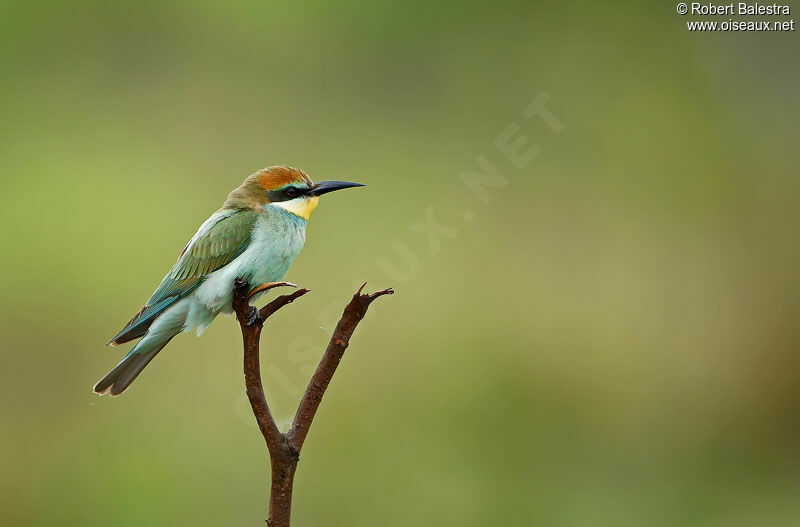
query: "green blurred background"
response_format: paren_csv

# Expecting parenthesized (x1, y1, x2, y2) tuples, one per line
(2, 1, 799, 525)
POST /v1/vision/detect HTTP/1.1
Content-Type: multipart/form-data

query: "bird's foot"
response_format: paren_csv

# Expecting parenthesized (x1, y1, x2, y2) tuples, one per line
(244, 305, 260, 326)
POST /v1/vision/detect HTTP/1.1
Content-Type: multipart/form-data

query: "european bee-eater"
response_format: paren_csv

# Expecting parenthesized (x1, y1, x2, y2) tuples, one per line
(94, 166, 363, 396)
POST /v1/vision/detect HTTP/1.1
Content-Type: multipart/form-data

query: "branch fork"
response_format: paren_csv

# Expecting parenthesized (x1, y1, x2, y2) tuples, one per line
(231, 278, 393, 527)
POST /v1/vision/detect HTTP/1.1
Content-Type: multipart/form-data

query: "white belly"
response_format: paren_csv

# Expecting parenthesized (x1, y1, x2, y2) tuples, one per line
(183, 207, 307, 334)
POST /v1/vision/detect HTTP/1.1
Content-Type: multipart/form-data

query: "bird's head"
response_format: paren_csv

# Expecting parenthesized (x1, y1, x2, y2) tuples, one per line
(223, 166, 364, 219)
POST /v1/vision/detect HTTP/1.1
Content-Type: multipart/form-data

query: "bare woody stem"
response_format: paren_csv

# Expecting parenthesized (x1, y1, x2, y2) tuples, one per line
(232, 279, 393, 527)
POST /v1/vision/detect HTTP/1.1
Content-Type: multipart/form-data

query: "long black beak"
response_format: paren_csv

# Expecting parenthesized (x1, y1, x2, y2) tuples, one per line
(310, 180, 365, 196)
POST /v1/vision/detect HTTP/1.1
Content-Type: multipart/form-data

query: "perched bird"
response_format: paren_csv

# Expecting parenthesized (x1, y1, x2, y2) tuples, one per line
(94, 166, 363, 396)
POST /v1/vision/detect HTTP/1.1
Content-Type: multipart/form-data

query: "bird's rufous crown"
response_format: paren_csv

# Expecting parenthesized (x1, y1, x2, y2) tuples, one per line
(256, 165, 313, 191)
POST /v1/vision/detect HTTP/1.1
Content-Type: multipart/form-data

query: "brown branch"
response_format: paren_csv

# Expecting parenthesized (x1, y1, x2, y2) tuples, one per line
(232, 279, 306, 453)
(287, 283, 394, 450)
(231, 278, 393, 527)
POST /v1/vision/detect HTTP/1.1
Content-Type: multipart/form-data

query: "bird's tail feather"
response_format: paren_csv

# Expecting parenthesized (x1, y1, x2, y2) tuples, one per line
(93, 335, 175, 396)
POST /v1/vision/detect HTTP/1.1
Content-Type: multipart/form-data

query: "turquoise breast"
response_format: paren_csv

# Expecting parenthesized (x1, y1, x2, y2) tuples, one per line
(249, 205, 308, 286)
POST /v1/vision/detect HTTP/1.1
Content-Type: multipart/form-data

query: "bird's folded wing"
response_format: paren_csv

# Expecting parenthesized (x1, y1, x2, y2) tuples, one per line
(109, 208, 259, 345)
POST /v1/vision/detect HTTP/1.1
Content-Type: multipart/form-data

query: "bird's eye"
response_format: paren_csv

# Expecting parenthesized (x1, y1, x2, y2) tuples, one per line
(286, 187, 300, 198)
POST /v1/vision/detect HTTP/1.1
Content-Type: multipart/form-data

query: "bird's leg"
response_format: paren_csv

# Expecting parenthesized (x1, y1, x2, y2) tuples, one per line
(234, 277, 261, 326)
(244, 305, 260, 326)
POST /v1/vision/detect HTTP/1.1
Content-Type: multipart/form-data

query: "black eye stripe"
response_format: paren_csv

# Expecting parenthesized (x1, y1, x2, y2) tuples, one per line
(267, 186, 308, 202)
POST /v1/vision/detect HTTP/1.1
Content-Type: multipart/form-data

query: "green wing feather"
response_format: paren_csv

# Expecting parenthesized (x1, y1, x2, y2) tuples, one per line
(109, 209, 259, 345)
(149, 209, 258, 303)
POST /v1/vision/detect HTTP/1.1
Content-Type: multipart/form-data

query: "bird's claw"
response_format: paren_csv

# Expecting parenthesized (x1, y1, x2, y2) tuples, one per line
(244, 306, 260, 326)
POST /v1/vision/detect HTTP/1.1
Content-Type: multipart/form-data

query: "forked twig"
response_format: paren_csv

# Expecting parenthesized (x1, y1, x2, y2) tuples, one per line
(231, 279, 393, 527)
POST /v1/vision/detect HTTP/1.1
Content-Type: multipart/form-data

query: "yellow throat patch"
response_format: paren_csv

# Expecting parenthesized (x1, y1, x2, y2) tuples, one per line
(273, 196, 319, 220)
